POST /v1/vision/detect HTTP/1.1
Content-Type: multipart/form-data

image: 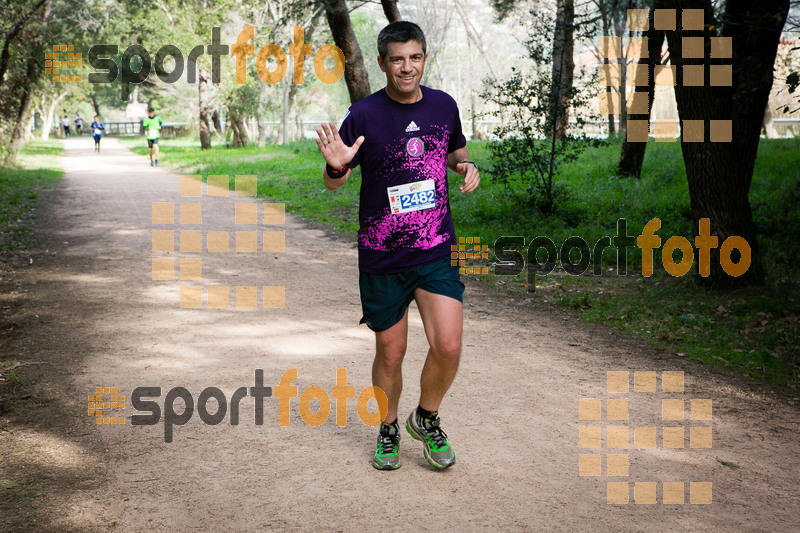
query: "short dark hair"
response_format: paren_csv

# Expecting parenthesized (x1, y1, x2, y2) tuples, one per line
(148, 107, 155, 113)
(377, 21, 427, 60)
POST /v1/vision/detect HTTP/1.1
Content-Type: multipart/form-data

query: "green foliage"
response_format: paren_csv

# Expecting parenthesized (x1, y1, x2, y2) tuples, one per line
(482, 67, 601, 214)
(0, 140, 62, 251)
(481, 17, 598, 215)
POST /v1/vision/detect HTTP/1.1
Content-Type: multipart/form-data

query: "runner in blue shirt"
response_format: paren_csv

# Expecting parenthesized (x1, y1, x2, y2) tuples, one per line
(91, 116, 104, 152)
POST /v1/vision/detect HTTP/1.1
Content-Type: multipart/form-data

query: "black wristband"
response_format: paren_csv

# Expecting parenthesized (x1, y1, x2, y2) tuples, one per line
(461, 160, 478, 170)
(326, 163, 348, 179)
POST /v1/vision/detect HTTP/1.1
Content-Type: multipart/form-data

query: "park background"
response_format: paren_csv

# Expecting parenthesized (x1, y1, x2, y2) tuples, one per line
(2, 0, 799, 386)
(1, 1, 800, 530)
(0, 1, 798, 372)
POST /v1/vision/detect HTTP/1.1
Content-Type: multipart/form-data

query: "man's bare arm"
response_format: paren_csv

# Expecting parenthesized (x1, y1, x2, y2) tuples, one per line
(447, 146, 480, 194)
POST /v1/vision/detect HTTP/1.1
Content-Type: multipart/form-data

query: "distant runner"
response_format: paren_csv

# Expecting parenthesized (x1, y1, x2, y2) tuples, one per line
(142, 107, 162, 166)
(91, 116, 104, 152)
(75, 113, 83, 136)
(62, 115, 71, 137)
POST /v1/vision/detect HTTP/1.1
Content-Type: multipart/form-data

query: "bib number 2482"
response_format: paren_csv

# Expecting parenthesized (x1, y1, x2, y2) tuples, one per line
(387, 179, 436, 214)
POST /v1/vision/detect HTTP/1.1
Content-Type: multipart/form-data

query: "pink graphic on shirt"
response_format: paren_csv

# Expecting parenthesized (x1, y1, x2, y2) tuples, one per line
(406, 137, 424, 157)
(359, 125, 454, 252)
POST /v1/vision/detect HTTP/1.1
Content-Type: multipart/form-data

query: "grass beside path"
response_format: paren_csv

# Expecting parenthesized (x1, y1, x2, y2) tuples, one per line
(118, 136, 800, 389)
(0, 140, 63, 251)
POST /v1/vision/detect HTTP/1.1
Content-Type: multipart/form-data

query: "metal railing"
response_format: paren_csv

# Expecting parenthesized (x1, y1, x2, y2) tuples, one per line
(103, 122, 191, 138)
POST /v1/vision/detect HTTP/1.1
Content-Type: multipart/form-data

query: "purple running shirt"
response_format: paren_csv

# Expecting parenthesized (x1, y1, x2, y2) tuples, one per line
(338, 85, 466, 274)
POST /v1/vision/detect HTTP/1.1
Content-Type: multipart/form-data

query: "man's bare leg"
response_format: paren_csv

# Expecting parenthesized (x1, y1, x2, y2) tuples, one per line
(413, 288, 462, 412)
(404, 288, 461, 469)
(372, 307, 409, 424)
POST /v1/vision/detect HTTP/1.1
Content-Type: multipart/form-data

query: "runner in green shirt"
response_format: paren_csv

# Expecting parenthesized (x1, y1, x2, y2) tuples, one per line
(142, 107, 162, 166)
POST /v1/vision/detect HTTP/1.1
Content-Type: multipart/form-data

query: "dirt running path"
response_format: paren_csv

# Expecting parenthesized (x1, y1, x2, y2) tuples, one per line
(1, 137, 798, 532)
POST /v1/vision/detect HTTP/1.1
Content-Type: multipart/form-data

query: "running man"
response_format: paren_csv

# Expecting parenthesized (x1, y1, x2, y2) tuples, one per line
(142, 107, 162, 166)
(62, 115, 70, 137)
(316, 21, 480, 471)
(91, 116, 104, 152)
(75, 113, 83, 136)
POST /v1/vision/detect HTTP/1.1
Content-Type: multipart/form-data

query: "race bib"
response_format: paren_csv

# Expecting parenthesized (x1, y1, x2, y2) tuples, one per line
(93, 128, 102, 135)
(387, 179, 436, 214)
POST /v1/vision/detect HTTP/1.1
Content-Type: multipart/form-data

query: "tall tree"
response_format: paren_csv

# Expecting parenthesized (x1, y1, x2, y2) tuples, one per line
(5, 0, 51, 165)
(381, 0, 402, 22)
(0, 0, 48, 87)
(661, 0, 789, 287)
(322, 0, 371, 103)
(617, 1, 667, 177)
(550, 0, 575, 139)
(198, 68, 213, 149)
(491, 0, 576, 139)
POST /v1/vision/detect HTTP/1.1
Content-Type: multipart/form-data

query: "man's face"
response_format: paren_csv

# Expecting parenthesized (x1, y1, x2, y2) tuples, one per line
(378, 40, 426, 102)
(148, 112, 154, 118)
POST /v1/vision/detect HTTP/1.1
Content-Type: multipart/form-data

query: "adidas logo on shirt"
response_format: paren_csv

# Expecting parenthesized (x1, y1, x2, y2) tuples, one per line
(405, 121, 420, 132)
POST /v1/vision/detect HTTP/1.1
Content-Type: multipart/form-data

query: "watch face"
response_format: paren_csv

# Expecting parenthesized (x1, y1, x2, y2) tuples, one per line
(406, 137, 424, 158)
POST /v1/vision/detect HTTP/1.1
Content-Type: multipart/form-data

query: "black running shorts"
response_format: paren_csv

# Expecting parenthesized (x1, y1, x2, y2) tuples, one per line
(359, 256, 465, 332)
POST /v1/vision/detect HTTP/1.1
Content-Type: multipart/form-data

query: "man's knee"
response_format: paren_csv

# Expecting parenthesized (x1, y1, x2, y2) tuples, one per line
(431, 336, 461, 362)
(376, 339, 407, 373)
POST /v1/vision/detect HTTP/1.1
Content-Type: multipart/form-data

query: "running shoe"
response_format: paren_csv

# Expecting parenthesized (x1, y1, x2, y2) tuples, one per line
(406, 408, 455, 469)
(150, 161, 154, 166)
(372, 420, 401, 470)
(155, 159, 158, 166)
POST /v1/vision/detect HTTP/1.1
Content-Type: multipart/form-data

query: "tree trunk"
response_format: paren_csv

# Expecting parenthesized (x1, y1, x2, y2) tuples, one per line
(227, 105, 249, 148)
(41, 110, 52, 140)
(663, 0, 788, 287)
(212, 109, 222, 137)
(762, 100, 778, 138)
(7, 70, 35, 165)
(601, 13, 616, 136)
(6, 0, 51, 165)
(549, 0, 574, 139)
(256, 81, 267, 147)
(40, 90, 68, 140)
(323, 0, 371, 103)
(616, 3, 628, 133)
(91, 94, 101, 117)
(257, 117, 266, 147)
(381, 0, 402, 22)
(617, 1, 666, 177)
(280, 80, 290, 145)
(295, 90, 303, 142)
(198, 68, 212, 149)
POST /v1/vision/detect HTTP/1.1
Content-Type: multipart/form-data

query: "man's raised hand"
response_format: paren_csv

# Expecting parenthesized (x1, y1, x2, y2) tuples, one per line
(315, 122, 364, 170)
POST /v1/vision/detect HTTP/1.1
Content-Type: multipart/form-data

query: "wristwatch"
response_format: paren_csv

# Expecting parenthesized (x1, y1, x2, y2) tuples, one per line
(461, 160, 478, 170)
